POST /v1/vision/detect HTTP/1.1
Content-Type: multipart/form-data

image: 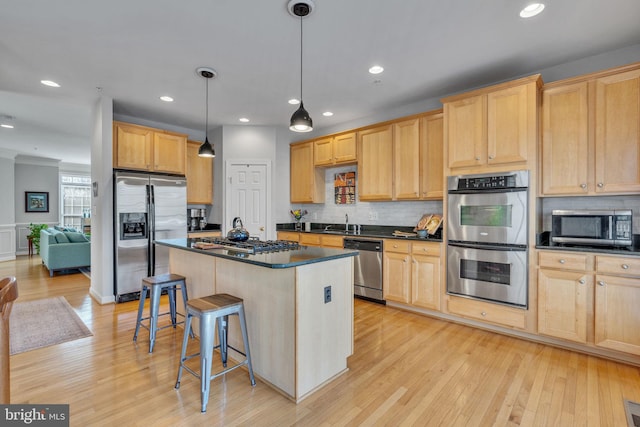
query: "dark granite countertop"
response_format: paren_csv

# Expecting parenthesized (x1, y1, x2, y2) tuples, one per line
(276, 223, 443, 242)
(154, 238, 358, 268)
(187, 224, 221, 233)
(536, 232, 640, 257)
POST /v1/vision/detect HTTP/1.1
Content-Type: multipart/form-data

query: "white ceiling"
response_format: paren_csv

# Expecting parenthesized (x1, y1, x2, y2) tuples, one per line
(1, 0, 640, 165)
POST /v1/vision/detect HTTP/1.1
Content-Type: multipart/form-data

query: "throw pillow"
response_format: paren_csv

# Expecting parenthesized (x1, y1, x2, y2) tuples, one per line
(64, 231, 89, 243)
(54, 232, 70, 243)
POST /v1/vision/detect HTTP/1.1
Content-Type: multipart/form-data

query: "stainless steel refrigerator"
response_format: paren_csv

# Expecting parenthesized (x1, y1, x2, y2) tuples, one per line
(114, 171, 187, 302)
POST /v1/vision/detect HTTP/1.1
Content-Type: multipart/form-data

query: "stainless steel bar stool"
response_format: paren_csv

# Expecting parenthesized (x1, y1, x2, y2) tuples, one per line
(175, 293, 256, 413)
(133, 273, 193, 353)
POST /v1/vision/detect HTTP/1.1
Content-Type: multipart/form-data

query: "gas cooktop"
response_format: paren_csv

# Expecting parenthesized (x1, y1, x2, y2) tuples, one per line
(203, 237, 300, 254)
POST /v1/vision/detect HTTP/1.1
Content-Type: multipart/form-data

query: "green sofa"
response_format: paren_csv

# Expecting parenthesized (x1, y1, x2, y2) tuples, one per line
(40, 228, 91, 277)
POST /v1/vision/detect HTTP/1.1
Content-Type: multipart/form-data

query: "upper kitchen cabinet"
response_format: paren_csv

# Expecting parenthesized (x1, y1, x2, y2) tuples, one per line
(186, 141, 213, 204)
(393, 118, 421, 200)
(443, 75, 541, 172)
(419, 111, 444, 199)
(113, 121, 187, 175)
(541, 64, 640, 196)
(290, 141, 324, 204)
(314, 132, 357, 167)
(358, 124, 393, 201)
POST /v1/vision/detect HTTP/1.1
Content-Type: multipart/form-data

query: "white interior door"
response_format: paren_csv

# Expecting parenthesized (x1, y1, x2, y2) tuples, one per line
(225, 161, 269, 240)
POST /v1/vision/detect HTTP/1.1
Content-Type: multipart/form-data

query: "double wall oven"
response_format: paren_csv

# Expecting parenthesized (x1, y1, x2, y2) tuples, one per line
(446, 170, 529, 308)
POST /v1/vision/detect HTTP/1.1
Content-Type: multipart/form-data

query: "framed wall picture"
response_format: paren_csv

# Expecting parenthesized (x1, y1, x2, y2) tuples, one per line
(25, 191, 49, 212)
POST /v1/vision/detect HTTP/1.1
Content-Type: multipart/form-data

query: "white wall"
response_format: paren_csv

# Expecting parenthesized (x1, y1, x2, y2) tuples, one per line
(0, 154, 16, 261)
(90, 97, 115, 304)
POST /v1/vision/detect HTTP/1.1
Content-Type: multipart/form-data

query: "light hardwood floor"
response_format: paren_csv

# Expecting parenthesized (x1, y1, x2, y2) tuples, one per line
(3, 255, 640, 426)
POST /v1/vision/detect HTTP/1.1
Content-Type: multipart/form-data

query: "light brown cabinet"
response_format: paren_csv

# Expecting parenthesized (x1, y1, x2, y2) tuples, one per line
(537, 251, 592, 343)
(358, 125, 394, 201)
(537, 250, 640, 356)
(594, 255, 640, 355)
(419, 112, 444, 200)
(383, 239, 442, 310)
(186, 141, 213, 204)
(290, 142, 324, 204)
(113, 121, 186, 175)
(393, 118, 421, 200)
(443, 75, 540, 171)
(187, 231, 221, 239)
(314, 132, 357, 167)
(541, 65, 640, 195)
(277, 231, 300, 242)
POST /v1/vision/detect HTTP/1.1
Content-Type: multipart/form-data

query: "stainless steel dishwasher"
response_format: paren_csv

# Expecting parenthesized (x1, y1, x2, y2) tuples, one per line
(343, 237, 385, 303)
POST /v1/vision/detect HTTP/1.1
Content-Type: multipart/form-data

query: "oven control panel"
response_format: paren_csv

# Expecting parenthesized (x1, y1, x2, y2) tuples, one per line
(449, 170, 529, 192)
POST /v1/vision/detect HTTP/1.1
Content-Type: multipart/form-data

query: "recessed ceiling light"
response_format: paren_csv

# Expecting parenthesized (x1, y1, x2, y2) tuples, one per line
(160, 96, 174, 102)
(239, 117, 250, 123)
(288, 98, 300, 105)
(368, 65, 384, 75)
(322, 111, 333, 117)
(520, 3, 545, 18)
(1, 124, 14, 129)
(40, 80, 60, 87)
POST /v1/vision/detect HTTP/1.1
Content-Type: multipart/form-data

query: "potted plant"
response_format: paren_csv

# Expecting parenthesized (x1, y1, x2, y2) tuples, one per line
(28, 223, 48, 255)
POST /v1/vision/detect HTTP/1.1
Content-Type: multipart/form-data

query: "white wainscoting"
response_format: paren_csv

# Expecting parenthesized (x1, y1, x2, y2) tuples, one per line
(15, 222, 57, 256)
(0, 224, 16, 261)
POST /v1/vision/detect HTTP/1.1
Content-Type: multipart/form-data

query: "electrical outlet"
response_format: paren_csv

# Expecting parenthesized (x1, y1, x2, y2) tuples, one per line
(368, 211, 378, 221)
(324, 286, 331, 303)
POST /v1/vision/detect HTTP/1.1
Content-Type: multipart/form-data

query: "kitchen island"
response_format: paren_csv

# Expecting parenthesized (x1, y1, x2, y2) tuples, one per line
(155, 238, 357, 402)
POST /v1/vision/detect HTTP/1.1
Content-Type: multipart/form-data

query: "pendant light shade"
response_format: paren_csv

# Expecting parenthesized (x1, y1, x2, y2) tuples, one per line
(197, 67, 216, 158)
(289, 101, 313, 132)
(289, 1, 314, 133)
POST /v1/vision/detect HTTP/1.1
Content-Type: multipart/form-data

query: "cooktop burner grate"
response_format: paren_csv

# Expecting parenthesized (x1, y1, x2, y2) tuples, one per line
(204, 238, 300, 254)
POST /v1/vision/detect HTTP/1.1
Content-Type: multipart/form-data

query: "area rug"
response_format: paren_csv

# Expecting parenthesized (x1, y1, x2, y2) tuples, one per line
(9, 296, 92, 355)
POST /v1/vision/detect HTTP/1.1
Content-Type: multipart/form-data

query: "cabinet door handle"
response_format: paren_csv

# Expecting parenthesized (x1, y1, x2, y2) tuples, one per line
(559, 259, 566, 264)
(480, 311, 487, 317)
(580, 183, 587, 189)
(621, 264, 629, 269)
(597, 182, 604, 188)
(488, 155, 494, 160)
(403, 259, 407, 263)
(578, 279, 585, 285)
(475, 156, 480, 161)
(597, 280, 605, 286)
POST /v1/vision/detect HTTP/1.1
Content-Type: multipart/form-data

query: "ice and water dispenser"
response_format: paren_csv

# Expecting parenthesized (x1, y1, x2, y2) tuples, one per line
(120, 212, 147, 240)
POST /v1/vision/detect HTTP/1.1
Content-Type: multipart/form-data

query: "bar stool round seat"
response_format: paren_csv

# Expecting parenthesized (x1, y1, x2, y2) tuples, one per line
(175, 293, 256, 413)
(133, 273, 193, 353)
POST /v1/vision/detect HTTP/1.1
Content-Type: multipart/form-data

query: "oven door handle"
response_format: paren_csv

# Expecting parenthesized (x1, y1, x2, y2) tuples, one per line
(448, 241, 527, 252)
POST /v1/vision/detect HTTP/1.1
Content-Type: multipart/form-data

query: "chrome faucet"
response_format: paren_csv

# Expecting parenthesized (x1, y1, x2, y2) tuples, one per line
(345, 213, 349, 231)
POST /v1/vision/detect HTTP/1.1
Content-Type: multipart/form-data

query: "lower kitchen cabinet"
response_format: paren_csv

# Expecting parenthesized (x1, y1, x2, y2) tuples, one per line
(447, 296, 527, 329)
(594, 256, 640, 356)
(537, 250, 640, 357)
(277, 231, 300, 242)
(383, 240, 441, 310)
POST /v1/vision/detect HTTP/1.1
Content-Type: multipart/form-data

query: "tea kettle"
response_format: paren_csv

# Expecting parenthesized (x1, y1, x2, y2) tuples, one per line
(227, 217, 250, 242)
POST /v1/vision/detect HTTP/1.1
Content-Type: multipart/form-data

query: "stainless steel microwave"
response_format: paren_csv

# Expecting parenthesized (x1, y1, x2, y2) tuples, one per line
(551, 209, 633, 247)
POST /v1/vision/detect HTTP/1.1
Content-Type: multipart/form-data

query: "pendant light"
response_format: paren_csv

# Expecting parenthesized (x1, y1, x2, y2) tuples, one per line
(197, 67, 216, 157)
(289, 1, 314, 133)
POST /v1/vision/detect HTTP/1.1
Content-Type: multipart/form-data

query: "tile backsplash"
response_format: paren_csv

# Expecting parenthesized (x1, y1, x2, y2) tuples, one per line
(291, 165, 443, 227)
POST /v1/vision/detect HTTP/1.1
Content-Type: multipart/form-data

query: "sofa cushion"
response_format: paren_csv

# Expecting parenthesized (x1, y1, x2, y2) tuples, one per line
(54, 232, 70, 243)
(54, 226, 77, 232)
(64, 231, 89, 243)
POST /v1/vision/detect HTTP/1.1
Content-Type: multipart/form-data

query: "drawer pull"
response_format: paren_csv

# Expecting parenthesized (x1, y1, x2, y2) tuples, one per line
(598, 280, 605, 287)
(597, 182, 604, 188)
(481, 311, 487, 317)
(580, 183, 587, 189)
(621, 264, 629, 270)
(393, 244, 398, 248)
(578, 279, 585, 285)
(559, 259, 566, 264)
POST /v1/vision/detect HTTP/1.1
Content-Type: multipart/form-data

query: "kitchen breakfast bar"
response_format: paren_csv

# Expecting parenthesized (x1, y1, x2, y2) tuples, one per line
(154, 238, 358, 402)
